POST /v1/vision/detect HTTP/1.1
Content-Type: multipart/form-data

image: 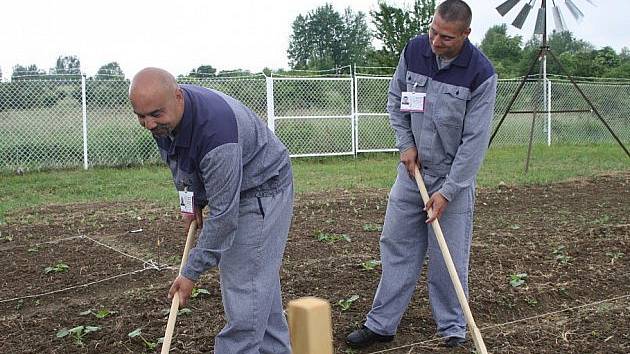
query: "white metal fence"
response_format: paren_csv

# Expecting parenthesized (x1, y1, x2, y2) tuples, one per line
(1, 72, 628, 172)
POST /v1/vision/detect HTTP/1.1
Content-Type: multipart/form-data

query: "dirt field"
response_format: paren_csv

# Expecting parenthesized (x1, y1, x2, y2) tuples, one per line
(1, 173, 628, 353)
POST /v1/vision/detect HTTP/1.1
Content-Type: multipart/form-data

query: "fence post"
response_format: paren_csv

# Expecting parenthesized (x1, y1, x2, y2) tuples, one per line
(266, 75, 275, 133)
(547, 78, 552, 146)
(81, 74, 89, 170)
(351, 65, 357, 156)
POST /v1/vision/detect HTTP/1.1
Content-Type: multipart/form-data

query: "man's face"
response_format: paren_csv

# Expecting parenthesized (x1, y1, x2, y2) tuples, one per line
(429, 13, 470, 59)
(130, 87, 183, 138)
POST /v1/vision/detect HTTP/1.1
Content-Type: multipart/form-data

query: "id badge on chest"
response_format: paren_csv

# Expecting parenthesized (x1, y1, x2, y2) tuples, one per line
(179, 189, 194, 215)
(400, 91, 426, 112)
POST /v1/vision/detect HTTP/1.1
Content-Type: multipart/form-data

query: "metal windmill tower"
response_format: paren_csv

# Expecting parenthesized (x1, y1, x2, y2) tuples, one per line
(489, 0, 629, 172)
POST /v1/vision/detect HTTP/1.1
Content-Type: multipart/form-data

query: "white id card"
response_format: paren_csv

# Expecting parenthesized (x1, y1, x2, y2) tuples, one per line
(400, 92, 426, 112)
(178, 190, 194, 215)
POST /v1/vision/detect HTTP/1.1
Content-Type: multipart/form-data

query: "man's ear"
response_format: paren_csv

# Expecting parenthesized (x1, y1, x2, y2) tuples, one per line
(463, 27, 471, 38)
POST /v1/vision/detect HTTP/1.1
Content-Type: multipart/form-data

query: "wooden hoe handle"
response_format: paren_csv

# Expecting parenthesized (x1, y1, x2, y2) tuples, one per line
(161, 220, 197, 354)
(413, 167, 488, 354)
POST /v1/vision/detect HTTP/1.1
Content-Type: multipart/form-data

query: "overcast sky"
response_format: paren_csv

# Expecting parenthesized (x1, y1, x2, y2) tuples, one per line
(2, 0, 627, 78)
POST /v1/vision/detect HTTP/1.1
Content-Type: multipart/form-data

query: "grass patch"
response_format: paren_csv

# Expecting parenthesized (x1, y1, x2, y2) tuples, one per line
(0, 144, 628, 220)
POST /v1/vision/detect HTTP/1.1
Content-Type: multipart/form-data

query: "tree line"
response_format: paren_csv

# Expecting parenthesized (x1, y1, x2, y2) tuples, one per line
(5, 1, 629, 81)
(287, 1, 629, 79)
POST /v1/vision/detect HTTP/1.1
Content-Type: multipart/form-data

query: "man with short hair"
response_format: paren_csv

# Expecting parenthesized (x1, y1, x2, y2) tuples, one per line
(129, 67, 293, 353)
(346, 0, 497, 349)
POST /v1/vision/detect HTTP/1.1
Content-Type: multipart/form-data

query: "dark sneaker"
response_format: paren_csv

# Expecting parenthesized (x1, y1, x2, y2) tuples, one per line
(346, 326, 394, 348)
(444, 336, 466, 348)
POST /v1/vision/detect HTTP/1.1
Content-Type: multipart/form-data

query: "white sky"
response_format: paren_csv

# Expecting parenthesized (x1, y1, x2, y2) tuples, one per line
(2, 0, 627, 78)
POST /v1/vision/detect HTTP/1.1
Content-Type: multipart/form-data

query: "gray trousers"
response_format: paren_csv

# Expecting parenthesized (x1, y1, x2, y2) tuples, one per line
(215, 185, 293, 354)
(365, 163, 474, 339)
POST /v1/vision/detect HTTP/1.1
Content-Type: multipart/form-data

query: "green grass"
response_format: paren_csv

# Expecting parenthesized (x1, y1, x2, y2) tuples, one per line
(0, 144, 628, 221)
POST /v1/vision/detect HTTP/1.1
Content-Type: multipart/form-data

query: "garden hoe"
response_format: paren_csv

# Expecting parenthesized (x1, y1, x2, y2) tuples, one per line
(161, 220, 197, 354)
(413, 166, 488, 354)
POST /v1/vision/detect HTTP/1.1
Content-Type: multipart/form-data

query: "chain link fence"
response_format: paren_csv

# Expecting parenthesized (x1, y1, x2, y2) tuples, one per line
(1, 72, 628, 172)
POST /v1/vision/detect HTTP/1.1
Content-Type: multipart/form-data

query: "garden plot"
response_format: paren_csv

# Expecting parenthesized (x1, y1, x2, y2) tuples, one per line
(0, 173, 628, 353)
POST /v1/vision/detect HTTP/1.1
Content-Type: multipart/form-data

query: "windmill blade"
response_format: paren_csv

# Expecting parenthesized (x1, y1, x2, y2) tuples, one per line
(552, 4, 568, 31)
(512, 1, 533, 29)
(564, 0, 584, 21)
(584, 0, 596, 6)
(496, 0, 521, 16)
(534, 7, 545, 35)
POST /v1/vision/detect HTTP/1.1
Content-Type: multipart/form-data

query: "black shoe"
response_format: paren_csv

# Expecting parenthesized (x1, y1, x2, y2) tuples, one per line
(346, 326, 394, 348)
(444, 336, 466, 348)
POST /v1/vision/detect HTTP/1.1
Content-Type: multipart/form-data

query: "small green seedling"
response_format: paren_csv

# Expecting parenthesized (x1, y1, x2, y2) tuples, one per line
(525, 296, 538, 305)
(360, 260, 381, 271)
(509, 273, 528, 288)
(316, 231, 351, 244)
(338, 295, 359, 311)
(161, 308, 192, 316)
(606, 251, 624, 264)
(592, 214, 610, 225)
(128, 328, 163, 351)
(80, 309, 116, 319)
(552, 246, 573, 265)
(45, 261, 69, 274)
(178, 308, 192, 316)
(362, 223, 382, 232)
(57, 325, 100, 346)
(596, 303, 613, 313)
(191, 288, 210, 298)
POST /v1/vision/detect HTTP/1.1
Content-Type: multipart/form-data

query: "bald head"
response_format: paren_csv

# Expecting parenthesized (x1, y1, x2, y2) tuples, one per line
(129, 67, 179, 99)
(129, 67, 185, 137)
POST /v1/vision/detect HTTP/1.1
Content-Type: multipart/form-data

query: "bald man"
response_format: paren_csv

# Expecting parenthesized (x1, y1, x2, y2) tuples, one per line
(129, 68, 293, 353)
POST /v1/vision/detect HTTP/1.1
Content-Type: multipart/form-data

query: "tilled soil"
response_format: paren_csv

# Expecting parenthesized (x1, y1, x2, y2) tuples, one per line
(0, 173, 628, 353)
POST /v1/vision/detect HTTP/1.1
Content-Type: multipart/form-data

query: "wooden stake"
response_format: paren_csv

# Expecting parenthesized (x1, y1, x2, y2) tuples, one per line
(288, 297, 333, 354)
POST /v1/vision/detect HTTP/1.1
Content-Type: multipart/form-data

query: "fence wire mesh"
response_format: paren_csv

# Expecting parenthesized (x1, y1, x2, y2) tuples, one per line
(0, 78, 84, 170)
(355, 76, 397, 152)
(272, 77, 354, 156)
(0, 73, 628, 172)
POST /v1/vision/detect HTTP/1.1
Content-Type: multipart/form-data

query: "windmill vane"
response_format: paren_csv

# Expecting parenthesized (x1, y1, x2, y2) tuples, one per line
(495, 0, 595, 34)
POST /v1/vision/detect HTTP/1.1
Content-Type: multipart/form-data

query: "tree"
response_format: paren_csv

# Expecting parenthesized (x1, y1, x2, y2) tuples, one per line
(95, 62, 125, 79)
(605, 47, 630, 78)
(53, 55, 81, 76)
(341, 8, 373, 67)
(217, 69, 252, 77)
(189, 65, 217, 78)
(287, 4, 372, 70)
(517, 31, 594, 76)
(547, 31, 593, 55)
(11, 64, 45, 80)
(369, 0, 435, 67)
(479, 24, 523, 78)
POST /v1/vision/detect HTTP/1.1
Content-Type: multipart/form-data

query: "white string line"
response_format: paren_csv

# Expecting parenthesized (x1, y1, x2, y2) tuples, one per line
(0, 232, 173, 269)
(0, 235, 85, 252)
(366, 294, 630, 354)
(82, 235, 166, 269)
(0, 266, 157, 304)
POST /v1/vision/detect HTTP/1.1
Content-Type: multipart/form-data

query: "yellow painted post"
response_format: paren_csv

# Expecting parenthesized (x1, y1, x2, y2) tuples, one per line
(287, 297, 333, 354)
